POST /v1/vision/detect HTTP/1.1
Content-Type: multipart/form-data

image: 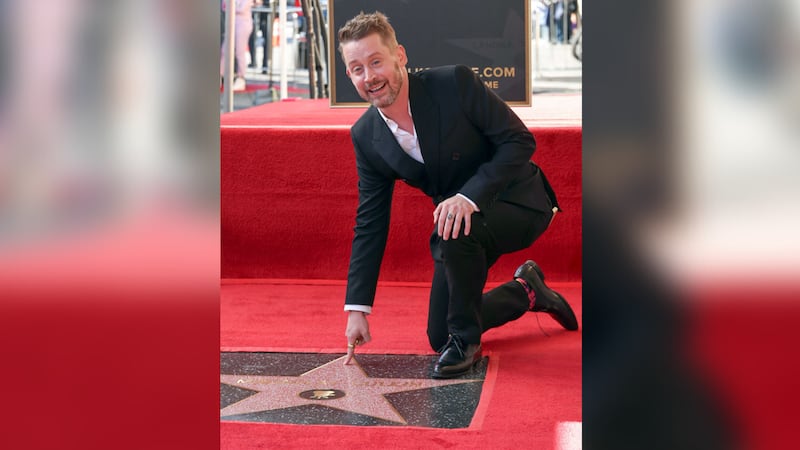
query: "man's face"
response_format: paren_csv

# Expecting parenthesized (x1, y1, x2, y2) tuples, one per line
(341, 33, 407, 108)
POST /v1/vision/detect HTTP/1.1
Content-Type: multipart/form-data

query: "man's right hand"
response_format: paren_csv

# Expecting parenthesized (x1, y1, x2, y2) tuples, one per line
(344, 311, 371, 365)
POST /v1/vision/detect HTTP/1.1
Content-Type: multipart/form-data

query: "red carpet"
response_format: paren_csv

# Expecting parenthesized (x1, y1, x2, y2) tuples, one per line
(221, 279, 582, 449)
(220, 96, 582, 448)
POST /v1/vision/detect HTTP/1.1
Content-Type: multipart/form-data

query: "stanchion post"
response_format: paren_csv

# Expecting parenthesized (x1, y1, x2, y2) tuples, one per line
(223, 1, 237, 112)
(279, 0, 288, 99)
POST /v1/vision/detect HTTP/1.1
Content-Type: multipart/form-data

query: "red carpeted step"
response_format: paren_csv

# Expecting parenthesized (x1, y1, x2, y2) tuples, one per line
(221, 99, 582, 282)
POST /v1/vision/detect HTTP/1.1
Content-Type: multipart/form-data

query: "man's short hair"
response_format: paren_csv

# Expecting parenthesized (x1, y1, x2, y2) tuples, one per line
(337, 11, 398, 57)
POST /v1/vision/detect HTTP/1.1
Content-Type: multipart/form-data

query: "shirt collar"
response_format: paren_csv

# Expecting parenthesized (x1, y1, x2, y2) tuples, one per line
(376, 103, 413, 133)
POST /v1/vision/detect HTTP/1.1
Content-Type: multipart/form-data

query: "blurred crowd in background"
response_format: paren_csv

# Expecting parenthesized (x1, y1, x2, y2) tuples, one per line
(535, 0, 581, 44)
(219, 0, 582, 99)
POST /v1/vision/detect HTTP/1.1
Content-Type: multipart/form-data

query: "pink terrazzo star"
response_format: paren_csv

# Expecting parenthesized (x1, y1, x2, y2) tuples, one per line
(220, 355, 481, 424)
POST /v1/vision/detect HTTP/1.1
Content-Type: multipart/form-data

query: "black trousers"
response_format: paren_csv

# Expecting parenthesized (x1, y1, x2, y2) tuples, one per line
(426, 201, 553, 351)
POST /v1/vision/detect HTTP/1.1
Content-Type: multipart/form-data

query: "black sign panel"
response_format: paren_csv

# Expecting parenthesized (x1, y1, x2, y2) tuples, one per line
(328, 0, 530, 106)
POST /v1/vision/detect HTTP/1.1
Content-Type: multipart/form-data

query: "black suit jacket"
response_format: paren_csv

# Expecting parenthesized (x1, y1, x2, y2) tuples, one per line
(345, 65, 557, 307)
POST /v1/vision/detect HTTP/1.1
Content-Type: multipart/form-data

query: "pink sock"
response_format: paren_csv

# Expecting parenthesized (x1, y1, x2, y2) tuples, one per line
(515, 278, 536, 310)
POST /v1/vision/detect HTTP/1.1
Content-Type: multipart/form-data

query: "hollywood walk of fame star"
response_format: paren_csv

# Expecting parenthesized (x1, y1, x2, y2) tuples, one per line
(220, 355, 481, 424)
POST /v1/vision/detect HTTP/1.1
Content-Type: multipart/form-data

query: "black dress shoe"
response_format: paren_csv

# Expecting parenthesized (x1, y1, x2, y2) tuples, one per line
(432, 335, 482, 379)
(515, 260, 579, 331)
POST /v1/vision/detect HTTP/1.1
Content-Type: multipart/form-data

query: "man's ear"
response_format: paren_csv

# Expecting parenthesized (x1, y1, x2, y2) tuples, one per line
(396, 45, 408, 65)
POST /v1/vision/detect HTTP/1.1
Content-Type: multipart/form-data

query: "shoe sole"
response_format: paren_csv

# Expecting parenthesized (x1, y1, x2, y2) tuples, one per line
(550, 291, 579, 331)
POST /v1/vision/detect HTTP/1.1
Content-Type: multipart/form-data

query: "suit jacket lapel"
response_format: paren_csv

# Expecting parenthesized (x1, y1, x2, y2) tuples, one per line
(369, 108, 426, 183)
(408, 74, 441, 194)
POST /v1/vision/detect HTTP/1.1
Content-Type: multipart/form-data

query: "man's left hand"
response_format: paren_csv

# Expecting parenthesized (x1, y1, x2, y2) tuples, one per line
(433, 195, 477, 240)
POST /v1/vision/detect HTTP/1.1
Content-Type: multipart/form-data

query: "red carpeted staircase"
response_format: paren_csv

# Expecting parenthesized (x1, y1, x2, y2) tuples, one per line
(221, 98, 582, 282)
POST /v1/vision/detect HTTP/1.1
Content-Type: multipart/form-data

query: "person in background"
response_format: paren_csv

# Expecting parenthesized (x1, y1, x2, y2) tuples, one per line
(248, 1, 265, 70)
(337, 12, 579, 378)
(220, 0, 255, 91)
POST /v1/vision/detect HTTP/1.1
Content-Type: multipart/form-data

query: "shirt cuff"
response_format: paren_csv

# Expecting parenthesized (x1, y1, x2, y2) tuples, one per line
(456, 193, 480, 212)
(344, 304, 372, 315)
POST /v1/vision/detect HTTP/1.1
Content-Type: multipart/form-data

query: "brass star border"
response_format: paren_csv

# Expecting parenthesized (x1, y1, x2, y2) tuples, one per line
(221, 352, 492, 428)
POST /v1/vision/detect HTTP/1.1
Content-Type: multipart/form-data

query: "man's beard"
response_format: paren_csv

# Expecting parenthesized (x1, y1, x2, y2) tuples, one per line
(364, 63, 404, 108)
